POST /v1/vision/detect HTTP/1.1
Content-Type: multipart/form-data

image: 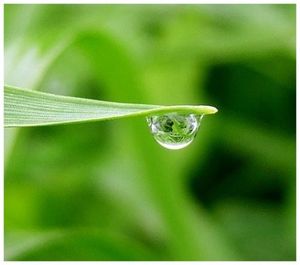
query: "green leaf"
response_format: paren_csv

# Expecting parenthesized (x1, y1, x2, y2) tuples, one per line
(4, 85, 218, 128)
(5, 229, 157, 261)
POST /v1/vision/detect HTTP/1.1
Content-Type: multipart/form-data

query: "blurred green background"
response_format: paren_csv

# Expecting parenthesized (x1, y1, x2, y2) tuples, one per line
(4, 4, 296, 261)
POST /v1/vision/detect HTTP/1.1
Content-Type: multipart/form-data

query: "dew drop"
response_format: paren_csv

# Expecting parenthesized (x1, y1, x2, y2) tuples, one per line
(146, 113, 203, 150)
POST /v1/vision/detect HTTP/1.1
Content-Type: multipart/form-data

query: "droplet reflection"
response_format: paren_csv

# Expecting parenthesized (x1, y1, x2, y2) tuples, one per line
(146, 113, 203, 150)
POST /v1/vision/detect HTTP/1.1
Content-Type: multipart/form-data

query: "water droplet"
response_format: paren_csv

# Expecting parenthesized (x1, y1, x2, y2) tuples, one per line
(146, 113, 203, 150)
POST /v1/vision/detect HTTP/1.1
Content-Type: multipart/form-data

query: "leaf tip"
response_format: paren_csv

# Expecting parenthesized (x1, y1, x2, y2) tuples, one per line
(211, 106, 218, 114)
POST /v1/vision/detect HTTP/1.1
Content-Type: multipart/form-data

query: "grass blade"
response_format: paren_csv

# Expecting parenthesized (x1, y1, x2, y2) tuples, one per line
(4, 85, 218, 128)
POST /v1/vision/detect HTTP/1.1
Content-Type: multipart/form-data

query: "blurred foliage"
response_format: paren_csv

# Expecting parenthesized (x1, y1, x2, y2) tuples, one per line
(4, 4, 296, 261)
